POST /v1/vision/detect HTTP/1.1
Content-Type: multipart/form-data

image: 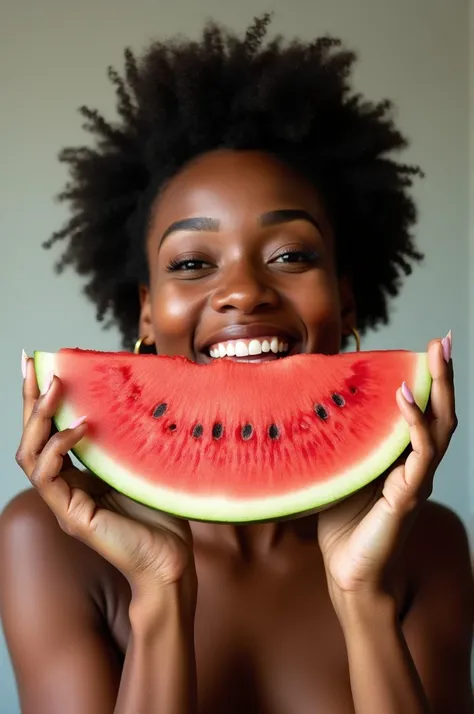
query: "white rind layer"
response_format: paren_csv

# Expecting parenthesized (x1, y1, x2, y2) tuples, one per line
(34, 351, 432, 523)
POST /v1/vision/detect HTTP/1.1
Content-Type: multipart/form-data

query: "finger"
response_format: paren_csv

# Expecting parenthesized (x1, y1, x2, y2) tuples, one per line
(22, 356, 40, 428)
(427, 337, 457, 455)
(31, 430, 165, 575)
(63, 466, 111, 499)
(29, 420, 88, 516)
(17, 375, 66, 477)
(395, 383, 436, 498)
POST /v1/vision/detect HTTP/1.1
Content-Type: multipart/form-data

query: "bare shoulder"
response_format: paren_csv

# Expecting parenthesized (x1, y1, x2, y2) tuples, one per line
(399, 505, 474, 711)
(0, 487, 110, 612)
(1, 485, 60, 531)
(406, 499, 472, 576)
(1, 487, 69, 554)
(401, 499, 473, 629)
(1, 486, 91, 560)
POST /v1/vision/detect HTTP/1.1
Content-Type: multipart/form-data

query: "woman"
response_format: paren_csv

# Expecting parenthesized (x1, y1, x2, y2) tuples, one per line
(1, 15, 472, 714)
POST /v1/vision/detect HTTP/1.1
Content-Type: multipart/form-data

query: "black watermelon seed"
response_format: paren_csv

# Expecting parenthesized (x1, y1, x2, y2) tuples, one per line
(153, 403, 168, 418)
(192, 424, 203, 439)
(349, 386, 358, 394)
(331, 393, 345, 407)
(212, 423, 224, 440)
(314, 404, 329, 420)
(241, 424, 253, 440)
(268, 424, 280, 440)
(168, 423, 177, 432)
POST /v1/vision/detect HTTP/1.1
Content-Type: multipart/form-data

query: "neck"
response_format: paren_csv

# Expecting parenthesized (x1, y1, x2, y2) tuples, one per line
(191, 515, 318, 558)
(106, 491, 318, 559)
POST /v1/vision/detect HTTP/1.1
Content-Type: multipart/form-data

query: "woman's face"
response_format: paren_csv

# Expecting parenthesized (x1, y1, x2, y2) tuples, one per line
(140, 150, 355, 362)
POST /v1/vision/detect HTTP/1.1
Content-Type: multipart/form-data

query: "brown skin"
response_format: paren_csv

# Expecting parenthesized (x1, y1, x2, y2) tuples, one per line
(1, 150, 473, 714)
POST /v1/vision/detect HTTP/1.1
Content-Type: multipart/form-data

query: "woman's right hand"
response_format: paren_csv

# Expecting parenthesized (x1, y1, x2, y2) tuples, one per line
(16, 356, 196, 608)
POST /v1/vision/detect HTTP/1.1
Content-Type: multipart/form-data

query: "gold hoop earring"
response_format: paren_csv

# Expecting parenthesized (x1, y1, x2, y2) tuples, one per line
(350, 327, 361, 352)
(134, 337, 157, 355)
(134, 337, 145, 355)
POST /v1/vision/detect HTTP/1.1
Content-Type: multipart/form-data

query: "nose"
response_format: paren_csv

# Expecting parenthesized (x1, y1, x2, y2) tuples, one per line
(210, 262, 280, 314)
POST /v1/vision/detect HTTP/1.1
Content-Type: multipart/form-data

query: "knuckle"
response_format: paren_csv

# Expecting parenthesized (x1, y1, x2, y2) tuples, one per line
(57, 517, 77, 538)
(409, 412, 424, 430)
(30, 399, 43, 419)
(421, 437, 436, 463)
(447, 414, 458, 434)
(30, 462, 49, 489)
(425, 444, 437, 464)
(402, 495, 420, 515)
(65, 495, 93, 539)
(43, 432, 68, 462)
(48, 432, 64, 452)
(15, 446, 26, 468)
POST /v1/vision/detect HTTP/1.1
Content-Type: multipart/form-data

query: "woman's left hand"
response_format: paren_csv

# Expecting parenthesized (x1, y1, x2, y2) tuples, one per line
(318, 334, 456, 605)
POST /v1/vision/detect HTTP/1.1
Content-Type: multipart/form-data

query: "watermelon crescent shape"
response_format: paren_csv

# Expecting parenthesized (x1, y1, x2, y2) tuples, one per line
(34, 349, 431, 523)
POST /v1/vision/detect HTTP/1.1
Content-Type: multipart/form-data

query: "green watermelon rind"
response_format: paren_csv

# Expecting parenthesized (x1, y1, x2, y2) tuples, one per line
(34, 351, 432, 524)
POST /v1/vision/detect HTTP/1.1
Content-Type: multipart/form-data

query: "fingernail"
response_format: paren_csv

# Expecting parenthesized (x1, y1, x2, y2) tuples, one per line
(401, 381, 415, 404)
(21, 350, 28, 379)
(68, 416, 87, 430)
(441, 330, 452, 363)
(41, 371, 54, 395)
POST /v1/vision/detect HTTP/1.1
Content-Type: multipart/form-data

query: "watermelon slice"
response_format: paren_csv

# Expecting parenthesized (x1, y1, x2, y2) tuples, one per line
(34, 349, 431, 523)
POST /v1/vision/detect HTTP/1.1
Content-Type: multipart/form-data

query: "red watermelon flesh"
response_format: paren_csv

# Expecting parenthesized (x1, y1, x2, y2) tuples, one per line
(34, 349, 431, 523)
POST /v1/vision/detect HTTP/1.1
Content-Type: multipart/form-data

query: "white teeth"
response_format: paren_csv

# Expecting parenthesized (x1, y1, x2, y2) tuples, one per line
(248, 339, 263, 356)
(235, 341, 249, 357)
(208, 336, 292, 358)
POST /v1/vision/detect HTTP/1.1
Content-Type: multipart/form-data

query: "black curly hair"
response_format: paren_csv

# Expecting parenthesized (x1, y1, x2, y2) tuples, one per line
(44, 14, 424, 349)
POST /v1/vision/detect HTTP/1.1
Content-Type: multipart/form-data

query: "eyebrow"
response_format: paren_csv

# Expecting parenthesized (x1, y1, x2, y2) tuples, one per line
(260, 209, 322, 235)
(158, 209, 323, 247)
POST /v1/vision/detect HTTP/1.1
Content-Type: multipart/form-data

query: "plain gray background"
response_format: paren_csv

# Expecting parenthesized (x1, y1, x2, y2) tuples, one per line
(1, 1, 473, 711)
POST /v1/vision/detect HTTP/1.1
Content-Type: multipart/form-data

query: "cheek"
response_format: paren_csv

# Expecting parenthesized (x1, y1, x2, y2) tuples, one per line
(294, 272, 341, 324)
(151, 283, 203, 355)
(289, 272, 342, 352)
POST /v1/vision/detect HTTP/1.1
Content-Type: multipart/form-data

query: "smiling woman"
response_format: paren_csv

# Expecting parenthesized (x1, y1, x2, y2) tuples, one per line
(1, 13, 473, 714)
(41, 15, 423, 356)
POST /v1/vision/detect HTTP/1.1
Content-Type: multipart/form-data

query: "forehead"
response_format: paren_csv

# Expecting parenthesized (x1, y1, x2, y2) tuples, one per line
(149, 149, 331, 238)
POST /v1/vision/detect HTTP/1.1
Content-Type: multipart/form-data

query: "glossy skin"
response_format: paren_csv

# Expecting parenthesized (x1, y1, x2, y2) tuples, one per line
(1, 151, 473, 714)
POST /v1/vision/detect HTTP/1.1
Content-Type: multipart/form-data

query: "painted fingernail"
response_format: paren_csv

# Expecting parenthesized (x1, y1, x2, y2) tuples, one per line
(441, 330, 452, 363)
(401, 381, 415, 404)
(21, 350, 28, 379)
(41, 371, 54, 395)
(68, 416, 87, 430)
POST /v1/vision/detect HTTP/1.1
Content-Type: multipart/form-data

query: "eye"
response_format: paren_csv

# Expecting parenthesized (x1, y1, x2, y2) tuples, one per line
(166, 257, 214, 272)
(271, 248, 319, 265)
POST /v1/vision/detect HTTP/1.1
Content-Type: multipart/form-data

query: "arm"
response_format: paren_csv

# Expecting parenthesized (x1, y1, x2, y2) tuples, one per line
(334, 504, 474, 714)
(319, 338, 472, 713)
(4, 357, 199, 713)
(116, 594, 197, 714)
(0, 490, 197, 714)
